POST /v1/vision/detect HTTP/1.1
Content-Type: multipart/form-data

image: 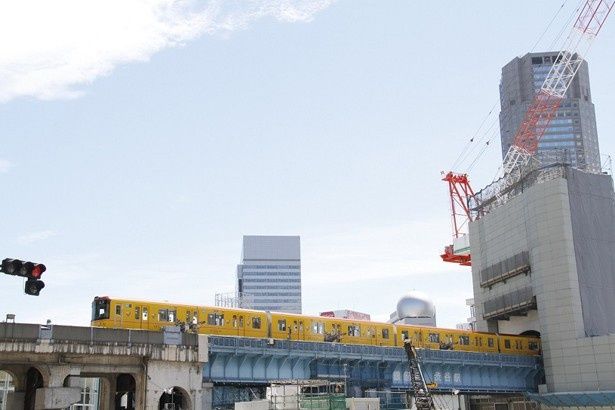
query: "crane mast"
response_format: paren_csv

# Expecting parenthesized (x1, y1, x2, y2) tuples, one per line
(441, 0, 615, 266)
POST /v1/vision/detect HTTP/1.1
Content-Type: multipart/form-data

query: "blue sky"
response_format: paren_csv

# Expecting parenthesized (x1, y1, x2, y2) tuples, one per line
(1, 1, 615, 328)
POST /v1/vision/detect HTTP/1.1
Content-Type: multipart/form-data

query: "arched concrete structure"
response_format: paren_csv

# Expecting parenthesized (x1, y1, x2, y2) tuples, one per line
(159, 386, 191, 410)
(116, 373, 136, 409)
(24, 367, 44, 410)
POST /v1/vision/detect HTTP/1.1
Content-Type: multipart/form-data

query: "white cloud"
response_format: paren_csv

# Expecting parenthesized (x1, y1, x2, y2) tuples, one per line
(17, 230, 57, 245)
(0, 0, 335, 102)
(0, 159, 12, 173)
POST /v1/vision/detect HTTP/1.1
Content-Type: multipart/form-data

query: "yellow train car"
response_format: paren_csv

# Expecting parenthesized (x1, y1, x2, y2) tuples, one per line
(92, 296, 199, 331)
(198, 306, 268, 338)
(395, 326, 499, 354)
(91, 296, 540, 356)
(498, 334, 541, 356)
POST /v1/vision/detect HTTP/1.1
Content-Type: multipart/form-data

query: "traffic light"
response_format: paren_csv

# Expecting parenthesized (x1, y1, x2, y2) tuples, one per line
(1, 258, 46, 296)
(25, 278, 45, 296)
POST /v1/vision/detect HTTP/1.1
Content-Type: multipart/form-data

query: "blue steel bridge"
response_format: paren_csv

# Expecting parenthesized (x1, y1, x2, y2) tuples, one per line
(205, 336, 543, 407)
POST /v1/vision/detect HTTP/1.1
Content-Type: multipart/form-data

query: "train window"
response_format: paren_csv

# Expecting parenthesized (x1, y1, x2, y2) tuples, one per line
(142, 308, 148, 321)
(459, 335, 470, 345)
(529, 341, 539, 351)
(515, 340, 522, 349)
(382, 329, 389, 339)
(252, 317, 261, 329)
(428, 333, 440, 343)
(207, 313, 224, 326)
(401, 331, 409, 340)
(348, 325, 360, 337)
(135, 307, 141, 320)
(159, 309, 168, 322)
(232, 315, 238, 328)
(238, 316, 244, 327)
(168, 310, 176, 323)
(504, 339, 511, 349)
(278, 320, 287, 331)
(488, 338, 494, 347)
(115, 305, 121, 315)
(299, 322, 304, 332)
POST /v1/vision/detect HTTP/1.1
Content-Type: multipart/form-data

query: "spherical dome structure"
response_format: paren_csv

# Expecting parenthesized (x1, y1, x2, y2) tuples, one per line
(396, 291, 436, 319)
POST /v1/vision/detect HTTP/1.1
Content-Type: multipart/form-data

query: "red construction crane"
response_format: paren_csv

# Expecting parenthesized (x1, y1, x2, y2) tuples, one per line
(441, 0, 615, 266)
(440, 172, 474, 266)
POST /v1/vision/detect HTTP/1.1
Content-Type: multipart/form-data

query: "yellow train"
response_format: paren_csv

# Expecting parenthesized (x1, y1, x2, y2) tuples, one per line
(91, 296, 541, 356)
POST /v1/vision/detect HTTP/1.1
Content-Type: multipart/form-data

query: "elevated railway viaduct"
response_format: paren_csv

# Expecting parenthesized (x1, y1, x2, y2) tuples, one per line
(0, 322, 542, 409)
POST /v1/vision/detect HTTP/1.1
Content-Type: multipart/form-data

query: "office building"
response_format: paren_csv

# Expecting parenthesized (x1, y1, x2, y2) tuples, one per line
(236, 235, 302, 314)
(499, 52, 601, 173)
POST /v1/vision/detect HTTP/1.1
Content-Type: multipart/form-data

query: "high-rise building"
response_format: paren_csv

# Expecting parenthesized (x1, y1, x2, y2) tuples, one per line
(236, 235, 302, 314)
(499, 52, 601, 173)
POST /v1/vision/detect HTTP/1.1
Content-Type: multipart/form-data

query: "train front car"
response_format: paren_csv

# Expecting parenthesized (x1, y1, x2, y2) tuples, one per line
(91, 296, 112, 328)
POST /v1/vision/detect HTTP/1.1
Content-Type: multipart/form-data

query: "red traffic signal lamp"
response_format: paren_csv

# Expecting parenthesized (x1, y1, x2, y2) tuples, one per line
(1, 258, 46, 296)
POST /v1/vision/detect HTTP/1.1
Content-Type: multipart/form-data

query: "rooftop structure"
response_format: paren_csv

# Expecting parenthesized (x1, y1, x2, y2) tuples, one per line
(388, 292, 436, 326)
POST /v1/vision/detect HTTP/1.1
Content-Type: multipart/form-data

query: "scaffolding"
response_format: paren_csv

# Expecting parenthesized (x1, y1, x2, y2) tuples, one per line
(268, 380, 346, 410)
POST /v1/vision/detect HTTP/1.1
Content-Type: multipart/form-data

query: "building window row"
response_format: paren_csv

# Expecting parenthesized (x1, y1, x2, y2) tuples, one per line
(242, 279, 301, 283)
(241, 272, 301, 277)
(252, 299, 301, 303)
(242, 285, 301, 290)
(242, 265, 300, 269)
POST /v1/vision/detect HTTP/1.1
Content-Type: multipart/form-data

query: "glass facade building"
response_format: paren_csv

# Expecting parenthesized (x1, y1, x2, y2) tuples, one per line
(499, 52, 601, 173)
(236, 235, 302, 314)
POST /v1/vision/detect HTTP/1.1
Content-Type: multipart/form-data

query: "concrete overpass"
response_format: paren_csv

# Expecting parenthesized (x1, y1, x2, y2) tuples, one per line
(0, 322, 208, 409)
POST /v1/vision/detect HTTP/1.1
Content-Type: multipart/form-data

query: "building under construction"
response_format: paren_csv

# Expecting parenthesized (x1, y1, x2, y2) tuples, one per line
(468, 163, 615, 406)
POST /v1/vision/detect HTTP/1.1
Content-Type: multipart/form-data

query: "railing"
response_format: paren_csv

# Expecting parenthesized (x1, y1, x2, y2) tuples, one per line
(0, 323, 198, 346)
(208, 336, 405, 359)
(472, 163, 570, 216)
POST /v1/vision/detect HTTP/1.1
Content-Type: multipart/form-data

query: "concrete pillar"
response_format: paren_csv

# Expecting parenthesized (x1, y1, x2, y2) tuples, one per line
(201, 382, 213, 410)
(25, 364, 81, 410)
(100, 374, 117, 410)
(133, 371, 146, 410)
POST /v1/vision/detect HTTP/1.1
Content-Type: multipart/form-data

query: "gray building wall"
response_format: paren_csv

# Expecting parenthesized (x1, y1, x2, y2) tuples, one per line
(236, 235, 302, 314)
(469, 168, 615, 392)
(499, 52, 601, 173)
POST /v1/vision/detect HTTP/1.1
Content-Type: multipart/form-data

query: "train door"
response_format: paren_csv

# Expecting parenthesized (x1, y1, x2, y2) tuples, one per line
(238, 315, 245, 337)
(113, 303, 123, 328)
(414, 330, 423, 348)
(141, 307, 149, 330)
(292, 320, 298, 340)
(298, 320, 305, 340)
(135, 305, 144, 330)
